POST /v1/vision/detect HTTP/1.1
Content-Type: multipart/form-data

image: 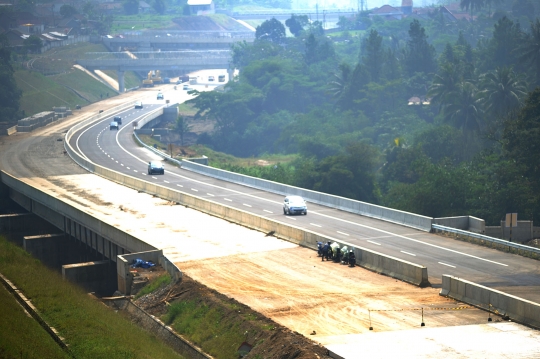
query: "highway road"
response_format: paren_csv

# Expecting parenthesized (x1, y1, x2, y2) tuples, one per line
(65, 85, 540, 304)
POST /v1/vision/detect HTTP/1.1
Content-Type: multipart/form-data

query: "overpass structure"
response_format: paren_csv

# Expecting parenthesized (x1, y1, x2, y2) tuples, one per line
(77, 50, 232, 93)
(102, 33, 254, 52)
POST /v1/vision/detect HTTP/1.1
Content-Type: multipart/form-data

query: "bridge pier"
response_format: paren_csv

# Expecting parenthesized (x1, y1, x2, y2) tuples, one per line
(118, 70, 125, 93)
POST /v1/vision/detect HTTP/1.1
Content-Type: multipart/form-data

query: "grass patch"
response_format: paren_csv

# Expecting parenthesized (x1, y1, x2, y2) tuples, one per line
(163, 300, 245, 359)
(0, 236, 185, 359)
(135, 273, 172, 299)
(15, 69, 112, 115)
(24, 43, 108, 75)
(177, 102, 198, 116)
(112, 14, 178, 32)
(0, 284, 71, 359)
(103, 70, 141, 89)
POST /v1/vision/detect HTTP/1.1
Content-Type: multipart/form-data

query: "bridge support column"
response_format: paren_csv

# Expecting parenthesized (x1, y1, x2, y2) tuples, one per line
(118, 70, 125, 93)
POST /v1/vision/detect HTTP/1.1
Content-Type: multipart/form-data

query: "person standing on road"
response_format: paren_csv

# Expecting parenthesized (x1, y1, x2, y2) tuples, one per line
(322, 242, 329, 261)
(349, 250, 356, 267)
(325, 241, 332, 261)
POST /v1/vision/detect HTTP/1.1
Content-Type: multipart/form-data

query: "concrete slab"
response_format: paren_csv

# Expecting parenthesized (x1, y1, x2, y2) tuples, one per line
(324, 322, 540, 359)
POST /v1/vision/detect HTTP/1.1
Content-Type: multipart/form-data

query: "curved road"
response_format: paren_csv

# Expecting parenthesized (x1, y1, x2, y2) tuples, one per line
(69, 90, 540, 303)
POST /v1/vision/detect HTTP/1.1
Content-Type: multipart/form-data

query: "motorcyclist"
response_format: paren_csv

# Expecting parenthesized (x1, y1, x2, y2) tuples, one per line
(317, 242, 323, 257)
(349, 250, 356, 267)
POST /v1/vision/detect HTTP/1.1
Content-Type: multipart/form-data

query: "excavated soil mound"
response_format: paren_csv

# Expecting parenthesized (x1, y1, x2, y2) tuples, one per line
(135, 275, 330, 359)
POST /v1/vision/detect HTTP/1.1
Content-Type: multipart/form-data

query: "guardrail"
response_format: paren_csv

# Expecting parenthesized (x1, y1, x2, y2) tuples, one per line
(63, 111, 429, 287)
(180, 161, 433, 232)
(432, 224, 540, 258)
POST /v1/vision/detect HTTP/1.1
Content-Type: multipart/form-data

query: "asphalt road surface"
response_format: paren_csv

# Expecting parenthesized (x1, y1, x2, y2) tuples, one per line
(69, 91, 540, 304)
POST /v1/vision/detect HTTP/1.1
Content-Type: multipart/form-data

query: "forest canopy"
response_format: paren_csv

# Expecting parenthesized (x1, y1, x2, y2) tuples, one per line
(187, 0, 540, 225)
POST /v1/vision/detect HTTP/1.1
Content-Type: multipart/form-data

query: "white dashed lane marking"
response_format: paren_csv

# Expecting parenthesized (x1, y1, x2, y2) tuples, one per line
(367, 240, 382, 246)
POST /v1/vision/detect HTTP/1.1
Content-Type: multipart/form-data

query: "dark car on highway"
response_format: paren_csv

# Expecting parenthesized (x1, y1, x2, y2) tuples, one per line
(147, 161, 165, 175)
(113, 116, 122, 125)
(110, 121, 119, 130)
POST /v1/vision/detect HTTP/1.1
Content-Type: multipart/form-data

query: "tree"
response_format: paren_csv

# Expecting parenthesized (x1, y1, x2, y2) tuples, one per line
(123, 0, 138, 15)
(328, 62, 352, 101)
(519, 19, 540, 86)
(460, 0, 485, 17)
(285, 14, 308, 37)
(503, 88, 540, 187)
(153, 0, 166, 15)
(404, 20, 436, 76)
(23, 35, 42, 53)
(361, 29, 384, 82)
(175, 116, 192, 146)
(512, 0, 535, 20)
(60, 4, 77, 18)
(443, 81, 482, 133)
(428, 63, 460, 112)
(0, 35, 22, 126)
(255, 18, 285, 43)
(478, 67, 527, 118)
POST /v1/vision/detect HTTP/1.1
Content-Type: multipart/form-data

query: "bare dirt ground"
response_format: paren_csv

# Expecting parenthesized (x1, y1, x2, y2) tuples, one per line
(178, 247, 491, 341)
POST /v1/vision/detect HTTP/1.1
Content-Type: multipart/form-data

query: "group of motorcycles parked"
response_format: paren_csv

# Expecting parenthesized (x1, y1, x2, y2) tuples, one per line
(317, 241, 356, 267)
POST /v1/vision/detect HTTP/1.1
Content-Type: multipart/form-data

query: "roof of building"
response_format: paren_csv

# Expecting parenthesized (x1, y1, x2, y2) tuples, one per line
(371, 5, 403, 15)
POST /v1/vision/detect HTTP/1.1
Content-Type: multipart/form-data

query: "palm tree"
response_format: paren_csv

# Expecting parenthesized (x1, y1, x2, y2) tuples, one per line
(478, 67, 528, 117)
(443, 81, 483, 133)
(328, 63, 351, 101)
(519, 19, 540, 86)
(428, 63, 461, 113)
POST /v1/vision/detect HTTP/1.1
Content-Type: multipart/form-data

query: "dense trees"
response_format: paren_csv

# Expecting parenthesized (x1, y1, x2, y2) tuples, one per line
(0, 35, 21, 126)
(188, 9, 540, 224)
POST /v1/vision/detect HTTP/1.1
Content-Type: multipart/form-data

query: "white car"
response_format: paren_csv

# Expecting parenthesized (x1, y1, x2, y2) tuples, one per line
(157, 92, 164, 99)
(283, 196, 307, 215)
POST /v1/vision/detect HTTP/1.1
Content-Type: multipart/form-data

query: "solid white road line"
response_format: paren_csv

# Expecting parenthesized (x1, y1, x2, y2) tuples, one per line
(367, 240, 382, 246)
(401, 251, 416, 256)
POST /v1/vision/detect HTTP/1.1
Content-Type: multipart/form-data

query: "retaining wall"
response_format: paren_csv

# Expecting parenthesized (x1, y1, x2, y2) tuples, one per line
(433, 216, 485, 234)
(486, 221, 534, 243)
(440, 275, 540, 329)
(180, 161, 433, 232)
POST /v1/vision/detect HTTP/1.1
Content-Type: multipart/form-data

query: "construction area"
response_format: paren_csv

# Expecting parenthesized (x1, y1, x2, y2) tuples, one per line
(2, 90, 540, 358)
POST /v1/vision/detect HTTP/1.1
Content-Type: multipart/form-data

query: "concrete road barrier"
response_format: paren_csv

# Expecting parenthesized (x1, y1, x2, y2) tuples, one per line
(181, 161, 433, 231)
(440, 275, 540, 328)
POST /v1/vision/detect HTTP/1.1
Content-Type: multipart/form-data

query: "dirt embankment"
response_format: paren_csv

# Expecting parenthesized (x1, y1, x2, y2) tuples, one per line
(135, 274, 331, 359)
